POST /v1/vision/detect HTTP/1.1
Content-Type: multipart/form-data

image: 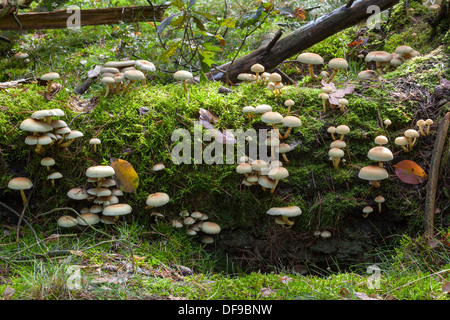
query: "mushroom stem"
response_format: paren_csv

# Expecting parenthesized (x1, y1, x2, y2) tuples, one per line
(322, 99, 327, 113)
(378, 202, 382, 213)
(401, 145, 409, 153)
(281, 153, 289, 163)
(19, 190, 27, 206)
(307, 64, 316, 79)
(283, 127, 293, 139)
(93, 144, 97, 153)
(375, 62, 385, 74)
(270, 180, 280, 193)
(46, 81, 53, 96)
(123, 80, 135, 93)
(372, 180, 381, 188)
(104, 84, 111, 98)
(58, 139, 75, 148)
(182, 80, 190, 103)
(378, 161, 383, 168)
(327, 69, 338, 82)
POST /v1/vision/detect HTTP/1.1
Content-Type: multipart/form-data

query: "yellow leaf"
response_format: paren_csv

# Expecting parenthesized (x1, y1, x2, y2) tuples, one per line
(110, 158, 139, 193)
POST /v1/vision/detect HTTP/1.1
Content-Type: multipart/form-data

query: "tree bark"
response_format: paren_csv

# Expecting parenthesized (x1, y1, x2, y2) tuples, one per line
(0, 4, 169, 30)
(206, 0, 400, 84)
(424, 111, 450, 238)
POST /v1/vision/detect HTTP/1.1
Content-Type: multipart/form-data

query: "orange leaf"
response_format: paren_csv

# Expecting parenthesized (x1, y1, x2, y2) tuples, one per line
(393, 160, 428, 185)
(110, 158, 139, 193)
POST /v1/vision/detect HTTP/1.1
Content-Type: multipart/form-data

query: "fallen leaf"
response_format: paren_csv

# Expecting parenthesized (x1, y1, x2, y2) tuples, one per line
(110, 158, 139, 193)
(393, 160, 428, 185)
(442, 282, 450, 294)
(353, 292, 379, 300)
(2, 286, 15, 300)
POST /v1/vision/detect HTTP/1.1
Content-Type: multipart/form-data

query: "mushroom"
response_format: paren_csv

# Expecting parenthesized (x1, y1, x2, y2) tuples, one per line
(394, 136, 410, 152)
(281, 116, 302, 139)
(394, 45, 414, 61)
(102, 203, 132, 217)
(327, 58, 348, 82)
(335, 125, 350, 140)
(201, 221, 221, 235)
(319, 92, 329, 113)
(327, 126, 337, 140)
(89, 138, 101, 153)
(242, 106, 255, 122)
(416, 119, 426, 136)
(41, 157, 55, 171)
(266, 206, 302, 228)
(330, 139, 346, 149)
(367, 146, 393, 167)
(152, 163, 165, 172)
(250, 63, 265, 82)
(260, 111, 284, 132)
(146, 192, 170, 209)
(8, 177, 33, 206)
(135, 60, 156, 84)
(40, 72, 61, 96)
(357, 70, 378, 81)
(384, 119, 392, 129)
(328, 148, 345, 169)
(254, 104, 272, 115)
(58, 130, 84, 148)
(374, 195, 385, 213)
(57, 216, 78, 228)
(404, 129, 419, 151)
(362, 206, 374, 218)
(77, 213, 101, 226)
(173, 70, 193, 102)
(236, 163, 253, 177)
(258, 175, 276, 191)
(250, 159, 268, 177)
(86, 165, 115, 187)
(374, 135, 388, 146)
(265, 135, 280, 160)
(274, 143, 291, 163)
(123, 70, 146, 92)
(67, 187, 89, 201)
(358, 165, 389, 188)
(19, 118, 53, 137)
(284, 99, 295, 115)
(101, 76, 115, 97)
(365, 51, 392, 74)
(425, 119, 433, 135)
(296, 52, 324, 79)
(47, 172, 63, 187)
(268, 73, 282, 95)
(267, 166, 289, 193)
(338, 98, 348, 113)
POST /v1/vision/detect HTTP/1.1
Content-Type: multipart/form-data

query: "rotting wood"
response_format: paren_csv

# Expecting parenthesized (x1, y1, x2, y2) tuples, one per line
(206, 0, 400, 84)
(424, 111, 450, 239)
(0, 5, 169, 30)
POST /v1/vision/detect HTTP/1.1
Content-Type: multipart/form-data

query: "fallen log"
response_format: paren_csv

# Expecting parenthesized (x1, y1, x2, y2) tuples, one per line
(206, 0, 400, 84)
(0, 5, 169, 30)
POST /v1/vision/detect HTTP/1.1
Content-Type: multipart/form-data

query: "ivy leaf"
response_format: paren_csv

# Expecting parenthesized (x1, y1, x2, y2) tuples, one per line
(393, 160, 428, 185)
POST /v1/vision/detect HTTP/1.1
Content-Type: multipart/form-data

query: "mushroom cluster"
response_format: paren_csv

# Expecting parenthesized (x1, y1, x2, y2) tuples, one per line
(62, 165, 131, 228)
(358, 135, 393, 188)
(171, 210, 221, 244)
(327, 125, 350, 169)
(99, 59, 155, 97)
(267, 206, 302, 228)
(394, 128, 420, 152)
(364, 46, 420, 75)
(19, 108, 83, 155)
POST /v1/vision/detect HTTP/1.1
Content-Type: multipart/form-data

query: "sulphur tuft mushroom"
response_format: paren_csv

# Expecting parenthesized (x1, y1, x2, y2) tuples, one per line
(297, 52, 324, 79)
(425, 119, 433, 135)
(374, 195, 385, 213)
(328, 148, 345, 169)
(338, 98, 348, 113)
(394, 136, 410, 153)
(327, 126, 337, 140)
(250, 63, 265, 83)
(365, 51, 392, 74)
(367, 146, 393, 167)
(267, 206, 302, 228)
(384, 119, 392, 129)
(358, 165, 389, 188)
(416, 119, 426, 136)
(327, 58, 348, 83)
(267, 166, 289, 193)
(362, 206, 374, 218)
(47, 172, 63, 187)
(8, 177, 33, 206)
(123, 70, 146, 92)
(57, 215, 78, 228)
(173, 70, 193, 102)
(40, 72, 61, 96)
(89, 138, 101, 153)
(335, 125, 350, 140)
(146, 192, 170, 209)
(268, 73, 282, 95)
(40, 157, 55, 171)
(281, 116, 302, 139)
(284, 99, 295, 115)
(242, 106, 255, 122)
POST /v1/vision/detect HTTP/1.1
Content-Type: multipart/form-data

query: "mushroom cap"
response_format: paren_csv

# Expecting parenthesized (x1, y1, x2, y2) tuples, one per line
(395, 45, 413, 54)
(191, 211, 203, 219)
(374, 195, 385, 203)
(136, 60, 156, 72)
(268, 72, 282, 82)
(250, 63, 265, 73)
(13, 52, 29, 59)
(267, 206, 302, 217)
(357, 70, 378, 80)
(395, 136, 410, 146)
(57, 215, 78, 228)
(327, 126, 336, 134)
(201, 236, 215, 244)
(201, 221, 221, 234)
(242, 106, 255, 113)
(416, 119, 426, 127)
(47, 172, 63, 180)
(87, 187, 112, 197)
(297, 52, 324, 65)
(390, 58, 404, 66)
(358, 165, 389, 181)
(338, 98, 348, 105)
(336, 125, 350, 135)
(64, 130, 84, 140)
(258, 176, 276, 189)
(365, 51, 393, 62)
(362, 206, 374, 214)
(261, 111, 283, 124)
(89, 204, 103, 213)
(101, 76, 115, 84)
(404, 129, 419, 138)
(282, 116, 302, 127)
(152, 163, 165, 171)
(77, 212, 100, 226)
(284, 99, 295, 107)
(31, 108, 65, 119)
(367, 146, 393, 162)
(67, 187, 88, 200)
(320, 230, 332, 238)
(275, 143, 291, 153)
(41, 157, 55, 167)
(124, 70, 145, 81)
(20, 118, 53, 133)
(265, 136, 280, 147)
(328, 148, 345, 158)
(55, 127, 71, 135)
(425, 119, 434, 125)
(86, 165, 115, 178)
(384, 119, 392, 126)
(146, 192, 170, 207)
(102, 203, 132, 216)
(8, 177, 33, 190)
(328, 58, 348, 69)
(250, 159, 268, 171)
(330, 140, 346, 149)
(254, 104, 272, 114)
(51, 120, 68, 129)
(374, 135, 388, 145)
(268, 166, 289, 180)
(236, 163, 253, 174)
(89, 138, 101, 145)
(41, 72, 60, 81)
(104, 60, 137, 68)
(37, 135, 53, 146)
(100, 67, 120, 74)
(173, 70, 193, 81)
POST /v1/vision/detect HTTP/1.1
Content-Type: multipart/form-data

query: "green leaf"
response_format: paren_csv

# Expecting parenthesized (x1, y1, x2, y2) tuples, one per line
(202, 41, 222, 52)
(192, 15, 206, 31)
(238, 5, 266, 28)
(161, 41, 180, 62)
(156, 13, 182, 34)
(220, 18, 236, 29)
(187, 0, 197, 10)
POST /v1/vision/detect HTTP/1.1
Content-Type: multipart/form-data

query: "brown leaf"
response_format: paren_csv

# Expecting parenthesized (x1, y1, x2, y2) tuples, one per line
(1, 286, 15, 300)
(354, 292, 379, 300)
(442, 282, 450, 294)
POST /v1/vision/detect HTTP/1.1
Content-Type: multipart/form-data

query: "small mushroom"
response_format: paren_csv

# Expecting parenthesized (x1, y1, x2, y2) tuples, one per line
(328, 148, 345, 169)
(40, 157, 55, 171)
(101, 77, 115, 97)
(338, 98, 348, 113)
(362, 206, 374, 218)
(47, 172, 63, 187)
(358, 165, 389, 188)
(425, 119, 433, 135)
(89, 138, 101, 153)
(319, 92, 329, 113)
(327, 126, 337, 140)
(327, 58, 348, 82)
(296, 52, 324, 79)
(123, 70, 146, 92)
(384, 119, 392, 129)
(242, 106, 255, 122)
(367, 146, 393, 167)
(267, 166, 289, 193)
(416, 119, 426, 136)
(173, 70, 193, 102)
(266, 206, 302, 228)
(335, 125, 350, 140)
(8, 177, 33, 206)
(146, 192, 170, 209)
(250, 63, 265, 82)
(394, 136, 410, 152)
(40, 72, 61, 96)
(284, 99, 295, 115)
(281, 116, 301, 139)
(365, 51, 392, 74)
(374, 195, 385, 213)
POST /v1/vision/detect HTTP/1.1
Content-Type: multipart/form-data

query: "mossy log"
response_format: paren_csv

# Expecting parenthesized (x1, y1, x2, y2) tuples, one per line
(0, 4, 169, 30)
(206, 0, 400, 84)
